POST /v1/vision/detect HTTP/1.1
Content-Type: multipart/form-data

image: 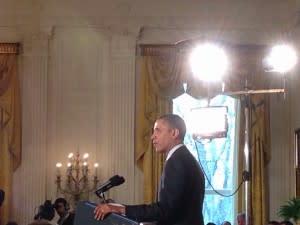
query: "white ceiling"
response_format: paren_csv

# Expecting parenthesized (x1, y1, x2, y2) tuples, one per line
(0, 0, 299, 44)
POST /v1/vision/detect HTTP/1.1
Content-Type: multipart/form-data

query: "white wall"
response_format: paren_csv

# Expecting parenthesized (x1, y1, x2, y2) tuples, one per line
(8, 26, 142, 225)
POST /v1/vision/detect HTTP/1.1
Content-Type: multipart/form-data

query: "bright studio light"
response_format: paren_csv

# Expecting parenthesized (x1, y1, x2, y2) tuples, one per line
(265, 44, 297, 73)
(190, 43, 228, 82)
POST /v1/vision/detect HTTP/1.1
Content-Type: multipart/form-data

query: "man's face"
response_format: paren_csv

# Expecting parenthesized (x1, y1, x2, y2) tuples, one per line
(151, 119, 178, 153)
(55, 203, 66, 216)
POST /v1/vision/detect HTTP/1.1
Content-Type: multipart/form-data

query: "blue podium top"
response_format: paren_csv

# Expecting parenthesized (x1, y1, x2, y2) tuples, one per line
(74, 201, 139, 225)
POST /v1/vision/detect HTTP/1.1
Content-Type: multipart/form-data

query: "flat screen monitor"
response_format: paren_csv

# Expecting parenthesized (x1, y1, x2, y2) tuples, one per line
(187, 106, 228, 140)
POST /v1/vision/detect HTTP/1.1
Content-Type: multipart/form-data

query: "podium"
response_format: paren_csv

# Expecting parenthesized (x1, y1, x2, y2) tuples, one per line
(74, 201, 139, 225)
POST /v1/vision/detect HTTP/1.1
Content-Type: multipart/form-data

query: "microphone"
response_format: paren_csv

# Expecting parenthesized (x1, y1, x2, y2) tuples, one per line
(95, 175, 125, 198)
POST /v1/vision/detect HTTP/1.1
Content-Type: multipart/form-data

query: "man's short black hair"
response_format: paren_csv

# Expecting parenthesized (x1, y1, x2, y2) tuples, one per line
(6, 221, 18, 225)
(268, 221, 280, 225)
(54, 197, 68, 210)
(222, 221, 231, 225)
(207, 222, 216, 225)
(280, 221, 294, 225)
(158, 114, 186, 140)
(34, 200, 55, 221)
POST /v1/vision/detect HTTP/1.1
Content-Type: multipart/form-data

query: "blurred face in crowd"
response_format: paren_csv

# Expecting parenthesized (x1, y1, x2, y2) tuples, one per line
(55, 202, 67, 216)
(237, 215, 245, 225)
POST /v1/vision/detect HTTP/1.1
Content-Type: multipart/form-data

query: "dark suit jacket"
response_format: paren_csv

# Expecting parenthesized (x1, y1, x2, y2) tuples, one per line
(125, 145, 205, 225)
(59, 213, 75, 225)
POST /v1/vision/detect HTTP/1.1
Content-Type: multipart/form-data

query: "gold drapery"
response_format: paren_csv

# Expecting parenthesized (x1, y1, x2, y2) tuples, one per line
(235, 46, 271, 225)
(136, 42, 271, 225)
(237, 94, 270, 225)
(0, 43, 21, 225)
(250, 94, 270, 225)
(136, 45, 211, 201)
(135, 46, 183, 202)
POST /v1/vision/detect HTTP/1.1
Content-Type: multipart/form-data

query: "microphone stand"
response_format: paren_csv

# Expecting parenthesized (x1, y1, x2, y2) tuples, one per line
(96, 191, 107, 203)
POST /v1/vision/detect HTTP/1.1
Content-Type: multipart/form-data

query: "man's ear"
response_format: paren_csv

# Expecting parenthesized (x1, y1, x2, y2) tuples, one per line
(172, 128, 180, 139)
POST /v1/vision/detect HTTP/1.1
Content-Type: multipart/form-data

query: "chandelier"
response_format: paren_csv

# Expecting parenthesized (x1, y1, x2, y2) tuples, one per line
(55, 152, 99, 206)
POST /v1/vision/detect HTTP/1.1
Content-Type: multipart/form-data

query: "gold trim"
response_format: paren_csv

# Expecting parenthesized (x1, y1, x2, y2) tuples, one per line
(140, 44, 176, 56)
(0, 43, 20, 54)
(140, 42, 267, 56)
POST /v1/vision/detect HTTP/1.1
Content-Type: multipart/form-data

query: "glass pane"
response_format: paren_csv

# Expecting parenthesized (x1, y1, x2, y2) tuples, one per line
(203, 194, 234, 225)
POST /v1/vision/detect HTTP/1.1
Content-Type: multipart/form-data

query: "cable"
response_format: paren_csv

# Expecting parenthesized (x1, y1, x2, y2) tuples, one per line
(194, 139, 247, 197)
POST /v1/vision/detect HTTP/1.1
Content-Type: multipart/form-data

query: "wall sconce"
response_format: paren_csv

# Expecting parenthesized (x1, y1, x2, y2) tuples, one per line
(55, 152, 99, 206)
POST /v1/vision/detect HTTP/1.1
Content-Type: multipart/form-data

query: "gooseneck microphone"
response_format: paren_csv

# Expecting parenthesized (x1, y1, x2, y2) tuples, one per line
(95, 175, 125, 199)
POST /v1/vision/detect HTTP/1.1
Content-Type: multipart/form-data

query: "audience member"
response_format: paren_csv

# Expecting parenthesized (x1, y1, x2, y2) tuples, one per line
(207, 222, 216, 225)
(28, 200, 55, 225)
(6, 221, 18, 225)
(222, 221, 231, 225)
(54, 198, 74, 225)
(280, 221, 294, 225)
(268, 221, 280, 225)
(237, 212, 246, 225)
(0, 189, 5, 206)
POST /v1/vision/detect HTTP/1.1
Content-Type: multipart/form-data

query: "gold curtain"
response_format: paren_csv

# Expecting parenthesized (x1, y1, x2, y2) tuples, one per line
(0, 43, 21, 225)
(250, 94, 270, 225)
(135, 45, 218, 202)
(235, 46, 271, 225)
(136, 42, 271, 225)
(236, 94, 270, 225)
(135, 46, 184, 202)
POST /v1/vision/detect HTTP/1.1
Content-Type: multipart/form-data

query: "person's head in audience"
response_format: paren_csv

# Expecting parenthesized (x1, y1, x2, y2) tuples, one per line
(222, 221, 231, 225)
(280, 221, 294, 225)
(6, 221, 18, 225)
(0, 189, 5, 206)
(207, 222, 216, 225)
(237, 212, 246, 225)
(53, 197, 74, 225)
(268, 221, 280, 225)
(34, 200, 55, 221)
(53, 197, 70, 217)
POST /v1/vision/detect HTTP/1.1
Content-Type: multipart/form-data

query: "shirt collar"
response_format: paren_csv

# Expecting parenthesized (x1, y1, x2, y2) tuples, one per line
(166, 144, 184, 161)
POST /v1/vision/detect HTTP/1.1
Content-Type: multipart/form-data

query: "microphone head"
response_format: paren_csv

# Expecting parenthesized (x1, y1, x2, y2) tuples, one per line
(94, 175, 125, 198)
(110, 175, 125, 186)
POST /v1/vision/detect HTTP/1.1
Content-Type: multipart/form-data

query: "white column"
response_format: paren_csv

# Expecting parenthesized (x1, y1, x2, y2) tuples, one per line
(97, 33, 137, 204)
(13, 27, 52, 225)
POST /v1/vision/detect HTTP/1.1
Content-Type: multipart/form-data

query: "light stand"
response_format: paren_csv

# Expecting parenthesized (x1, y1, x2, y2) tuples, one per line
(225, 88, 285, 225)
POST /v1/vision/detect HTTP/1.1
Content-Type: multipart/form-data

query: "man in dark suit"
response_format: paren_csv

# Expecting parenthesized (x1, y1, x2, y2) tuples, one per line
(94, 114, 205, 225)
(54, 198, 75, 225)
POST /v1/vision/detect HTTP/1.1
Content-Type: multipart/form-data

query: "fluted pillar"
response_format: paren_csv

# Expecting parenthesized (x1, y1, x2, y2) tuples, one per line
(13, 27, 52, 225)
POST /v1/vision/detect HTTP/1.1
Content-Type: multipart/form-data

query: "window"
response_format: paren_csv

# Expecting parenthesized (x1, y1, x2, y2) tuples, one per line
(173, 94, 240, 225)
